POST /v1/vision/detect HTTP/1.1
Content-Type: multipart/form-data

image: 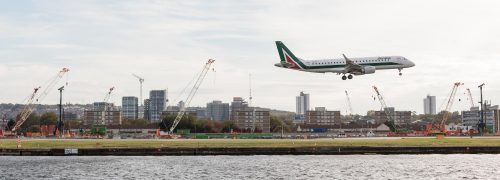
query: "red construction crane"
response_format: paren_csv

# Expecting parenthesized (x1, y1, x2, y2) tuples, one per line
(428, 82, 463, 135)
(11, 68, 70, 131)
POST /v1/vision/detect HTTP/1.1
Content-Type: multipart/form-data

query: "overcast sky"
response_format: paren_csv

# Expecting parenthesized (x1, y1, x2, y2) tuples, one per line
(1, 0, 499, 114)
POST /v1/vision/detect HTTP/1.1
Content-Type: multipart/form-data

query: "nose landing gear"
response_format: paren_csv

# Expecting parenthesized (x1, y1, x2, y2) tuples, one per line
(398, 68, 403, 76)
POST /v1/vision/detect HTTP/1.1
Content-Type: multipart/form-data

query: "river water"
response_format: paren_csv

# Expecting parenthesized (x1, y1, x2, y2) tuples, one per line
(0, 155, 499, 179)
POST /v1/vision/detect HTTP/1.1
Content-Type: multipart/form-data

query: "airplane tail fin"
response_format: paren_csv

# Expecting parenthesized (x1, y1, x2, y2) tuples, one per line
(275, 41, 306, 69)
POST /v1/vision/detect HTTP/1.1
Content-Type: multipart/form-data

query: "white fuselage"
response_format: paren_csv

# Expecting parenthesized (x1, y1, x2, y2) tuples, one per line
(295, 56, 414, 74)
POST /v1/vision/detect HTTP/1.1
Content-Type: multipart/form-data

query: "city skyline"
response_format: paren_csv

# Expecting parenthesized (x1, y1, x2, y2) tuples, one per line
(1, 1, 500, 115)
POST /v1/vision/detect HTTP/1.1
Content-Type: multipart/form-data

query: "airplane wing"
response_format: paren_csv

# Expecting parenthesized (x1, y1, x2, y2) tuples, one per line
(343, 54, 362, 73)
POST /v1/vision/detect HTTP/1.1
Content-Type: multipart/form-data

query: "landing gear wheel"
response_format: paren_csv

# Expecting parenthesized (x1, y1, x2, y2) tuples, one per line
(347, 74, 353, 79)
(342, 75, 347, 80)
(398, 68, 403, 76)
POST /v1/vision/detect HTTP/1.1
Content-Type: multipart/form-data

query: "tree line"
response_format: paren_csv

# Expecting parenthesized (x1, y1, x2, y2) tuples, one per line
(4, 112, 59, 133)
(159, 115, 295, 133)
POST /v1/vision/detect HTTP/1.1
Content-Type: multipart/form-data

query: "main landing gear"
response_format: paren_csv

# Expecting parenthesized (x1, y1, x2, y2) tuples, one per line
(398, 68, 403, 76)
(341, 74, 353, 80)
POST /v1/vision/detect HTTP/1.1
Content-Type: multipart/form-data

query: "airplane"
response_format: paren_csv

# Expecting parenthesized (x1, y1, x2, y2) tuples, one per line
(274, 41, 415, 80)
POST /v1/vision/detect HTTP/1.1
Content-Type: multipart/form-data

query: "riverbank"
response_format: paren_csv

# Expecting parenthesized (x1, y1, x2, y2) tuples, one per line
(2, 137, 500, 149)
(2, 137, 500, 155)
(3, 146, 500, 156)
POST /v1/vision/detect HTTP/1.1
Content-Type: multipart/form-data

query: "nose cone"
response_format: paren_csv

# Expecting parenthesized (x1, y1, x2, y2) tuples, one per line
(403, 58, 415, 68)
(408, 60, 415, 67)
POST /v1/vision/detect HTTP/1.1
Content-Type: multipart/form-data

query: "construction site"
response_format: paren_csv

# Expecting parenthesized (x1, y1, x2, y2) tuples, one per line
(0, 54, 497, 144)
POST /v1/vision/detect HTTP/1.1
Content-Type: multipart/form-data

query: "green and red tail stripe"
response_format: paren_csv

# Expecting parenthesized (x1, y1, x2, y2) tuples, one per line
(276, 41, 308, 69)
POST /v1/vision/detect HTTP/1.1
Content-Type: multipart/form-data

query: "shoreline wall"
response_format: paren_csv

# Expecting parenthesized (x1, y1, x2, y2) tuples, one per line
(2, 146, 500, 156)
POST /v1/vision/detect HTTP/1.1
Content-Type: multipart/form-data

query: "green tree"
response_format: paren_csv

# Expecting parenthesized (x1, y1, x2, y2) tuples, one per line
(28, 125, 40, 133)
(65, 119, 82, 128)
(221, 120, 240, 133)
(18, 113, 40, 133)
(449, 111, 461, 124)
(6, 119, 15, 130)
(159, 115, 197, 132)
(198, 120, 214, 133)
(435, 111, 453, 124)
(40, 112, 58, 125)
(270, 116, 293, 133)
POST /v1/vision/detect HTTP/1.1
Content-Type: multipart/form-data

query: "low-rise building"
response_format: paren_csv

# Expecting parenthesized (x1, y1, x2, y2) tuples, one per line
(305, 109, 341, 126)
(462, 103, 499, 134)
(233, 110, 270, 133)
(369, 108, 412, 125)
(231, 97, 249, 120)
(83, 110, 122, 125)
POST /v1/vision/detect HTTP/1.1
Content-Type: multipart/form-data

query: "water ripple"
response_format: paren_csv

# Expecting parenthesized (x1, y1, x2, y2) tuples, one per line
(0, 155, 499, 180)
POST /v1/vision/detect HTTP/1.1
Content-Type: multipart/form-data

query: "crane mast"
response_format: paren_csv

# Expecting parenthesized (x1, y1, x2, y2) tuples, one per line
(132, 74, 144, 106)
(12, 68, 69, 131)
(249, 73, 256, 133)
(168, 59, 215, 134)
(345, 90, 353, 117)
(100, 87, 115, 125)
(436, 82, 463, 131)
(466, 88, 475, 109)
(372, 86, 397, 132)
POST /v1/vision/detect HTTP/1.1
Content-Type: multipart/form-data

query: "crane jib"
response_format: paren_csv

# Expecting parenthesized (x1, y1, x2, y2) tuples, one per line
(168, 59, 215, 134)
(11, 68, 70, 131)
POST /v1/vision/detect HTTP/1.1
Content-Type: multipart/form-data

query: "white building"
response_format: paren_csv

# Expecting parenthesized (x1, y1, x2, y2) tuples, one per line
(423, 95, 436, 115)
(462, 103, 500, 134)
(296, 91, 310, 115)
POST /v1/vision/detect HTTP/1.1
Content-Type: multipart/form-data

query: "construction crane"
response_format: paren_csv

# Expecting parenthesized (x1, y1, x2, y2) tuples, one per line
(466, 88, 475, 109)
(345, 90, 353, 117)
(167, 59, 215, 134)
(249, 73, 257, 133)
(100, 87, 115, 125)
(132, 74, 144, 106)
(54, 86, 65, 137)
(11, 68, 69, 131)
(372, 86, 398, 132)
(430, 82, 463, 134)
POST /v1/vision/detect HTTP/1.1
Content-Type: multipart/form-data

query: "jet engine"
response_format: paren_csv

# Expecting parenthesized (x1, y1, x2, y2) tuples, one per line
(362, 66, 376, 74)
